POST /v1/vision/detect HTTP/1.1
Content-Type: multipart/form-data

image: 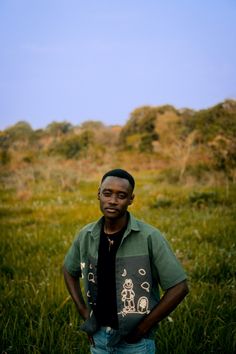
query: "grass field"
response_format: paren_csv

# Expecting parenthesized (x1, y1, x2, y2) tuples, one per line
(0, 172, 235, 353)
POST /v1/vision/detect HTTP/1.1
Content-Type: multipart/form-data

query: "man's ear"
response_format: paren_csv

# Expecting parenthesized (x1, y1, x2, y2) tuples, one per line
(129, 193, 135, 205)
(97, 187, 101, 200)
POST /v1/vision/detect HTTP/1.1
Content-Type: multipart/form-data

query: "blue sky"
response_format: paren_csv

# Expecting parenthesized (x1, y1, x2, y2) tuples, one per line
(1, 0, 236, 130)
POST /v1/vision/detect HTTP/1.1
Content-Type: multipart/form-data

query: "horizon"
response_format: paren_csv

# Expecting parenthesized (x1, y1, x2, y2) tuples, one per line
(1, 98, 236, 132)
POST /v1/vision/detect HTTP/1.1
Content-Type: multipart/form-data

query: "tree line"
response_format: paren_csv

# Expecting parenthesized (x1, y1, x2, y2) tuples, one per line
(1, 100, 236, 180)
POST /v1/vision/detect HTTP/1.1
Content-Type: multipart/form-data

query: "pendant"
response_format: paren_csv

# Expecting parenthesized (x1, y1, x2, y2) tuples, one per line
(107, 237, 114, 251)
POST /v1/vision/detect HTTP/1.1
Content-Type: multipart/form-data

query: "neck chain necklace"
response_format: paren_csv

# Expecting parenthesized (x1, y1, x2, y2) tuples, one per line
(106, 235, 114, 252)
(104, 226, 118, 252)
(104, 222, 126, 252)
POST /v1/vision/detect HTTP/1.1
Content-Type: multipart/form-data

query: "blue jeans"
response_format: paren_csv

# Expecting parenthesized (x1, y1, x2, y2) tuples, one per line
(90, 327, 156, 354)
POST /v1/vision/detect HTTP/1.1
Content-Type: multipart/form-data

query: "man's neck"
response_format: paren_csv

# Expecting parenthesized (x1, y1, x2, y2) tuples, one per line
(103, 213, 128, 235)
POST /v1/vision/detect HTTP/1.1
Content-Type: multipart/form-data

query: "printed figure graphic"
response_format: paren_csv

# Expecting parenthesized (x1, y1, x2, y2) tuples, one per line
(121, 279, 135, 313)
(119, 275, 151, 317)
(137, 297, 149, 313)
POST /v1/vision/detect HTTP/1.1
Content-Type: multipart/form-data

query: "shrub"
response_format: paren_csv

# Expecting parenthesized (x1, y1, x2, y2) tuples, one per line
(119, 106, 159, 151)
(49, 131, 94, 159)
(5, 121, 33, 141)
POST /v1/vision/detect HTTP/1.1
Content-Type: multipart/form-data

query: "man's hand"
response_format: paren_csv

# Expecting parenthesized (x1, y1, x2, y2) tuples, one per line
(124, 326, 146, 344)
(88, 335, 95, 347)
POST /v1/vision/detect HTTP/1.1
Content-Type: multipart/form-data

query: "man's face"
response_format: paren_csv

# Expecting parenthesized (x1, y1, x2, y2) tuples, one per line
(98, 176, 134, 220)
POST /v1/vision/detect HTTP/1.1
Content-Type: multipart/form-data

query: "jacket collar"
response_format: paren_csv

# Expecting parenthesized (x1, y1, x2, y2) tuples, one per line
(89, 212, 140, 239)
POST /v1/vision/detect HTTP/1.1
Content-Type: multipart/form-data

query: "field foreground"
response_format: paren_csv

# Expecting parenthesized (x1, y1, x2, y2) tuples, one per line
(0, 172, 235, 353)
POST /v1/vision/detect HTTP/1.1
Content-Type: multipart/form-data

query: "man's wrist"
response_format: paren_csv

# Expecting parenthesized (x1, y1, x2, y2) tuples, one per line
(136, 324, 148, 337)
(77, 305, 89, 320)
(125, 323, 149, 344)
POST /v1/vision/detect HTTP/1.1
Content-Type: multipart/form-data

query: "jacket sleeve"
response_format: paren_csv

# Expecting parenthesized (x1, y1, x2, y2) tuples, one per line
(149, 230, 187, 291)
(64, 234, 82, 278)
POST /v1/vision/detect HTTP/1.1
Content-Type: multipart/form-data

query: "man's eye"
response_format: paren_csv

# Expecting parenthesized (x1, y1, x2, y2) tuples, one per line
(103, 192, 111, 197)
(118, 194, 126, 199)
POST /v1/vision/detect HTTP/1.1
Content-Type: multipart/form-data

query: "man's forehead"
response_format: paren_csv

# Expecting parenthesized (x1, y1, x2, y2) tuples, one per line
(101, 176, 130, 189)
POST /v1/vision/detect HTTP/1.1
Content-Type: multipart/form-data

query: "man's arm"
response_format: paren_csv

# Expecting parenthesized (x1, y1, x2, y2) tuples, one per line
(125, 280, 189, 343)
(63, 265, 89, 320)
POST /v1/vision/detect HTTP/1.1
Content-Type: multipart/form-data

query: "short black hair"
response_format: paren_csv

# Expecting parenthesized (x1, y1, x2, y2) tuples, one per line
(101, 169, 135, 190)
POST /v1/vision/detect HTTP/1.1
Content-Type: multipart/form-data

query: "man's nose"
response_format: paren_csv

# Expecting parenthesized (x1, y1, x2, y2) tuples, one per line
(109, 194, 118, 204)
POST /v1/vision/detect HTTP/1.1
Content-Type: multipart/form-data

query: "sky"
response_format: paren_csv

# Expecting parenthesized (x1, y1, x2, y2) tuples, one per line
(0, 0, 236, 130)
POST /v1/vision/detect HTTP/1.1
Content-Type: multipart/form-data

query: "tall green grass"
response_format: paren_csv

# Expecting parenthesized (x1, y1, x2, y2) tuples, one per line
(0, 177, 235, 353)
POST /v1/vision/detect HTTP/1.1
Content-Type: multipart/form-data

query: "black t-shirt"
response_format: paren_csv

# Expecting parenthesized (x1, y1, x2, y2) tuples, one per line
(94, 223, 126, 329)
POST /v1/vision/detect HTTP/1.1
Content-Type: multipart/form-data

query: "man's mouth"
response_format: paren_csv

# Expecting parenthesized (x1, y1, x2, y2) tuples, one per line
(105, 208, 118, 213)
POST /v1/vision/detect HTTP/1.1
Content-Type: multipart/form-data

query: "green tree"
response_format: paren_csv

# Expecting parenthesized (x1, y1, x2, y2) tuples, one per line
(49, 130, 94, 159)
(181, 100, 236, 141)
(46, 121, 73, 136)
(119, 106, 159, 152)
(5, 121, 33, 141)
(80, 121, 105, 130)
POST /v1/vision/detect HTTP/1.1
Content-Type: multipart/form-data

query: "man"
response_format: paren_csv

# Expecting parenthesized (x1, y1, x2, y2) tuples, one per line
(63, 169, 189, 353)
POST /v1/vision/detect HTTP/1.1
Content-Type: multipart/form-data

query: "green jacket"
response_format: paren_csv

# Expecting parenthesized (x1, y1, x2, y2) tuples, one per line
(64, 213, 187, 345)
